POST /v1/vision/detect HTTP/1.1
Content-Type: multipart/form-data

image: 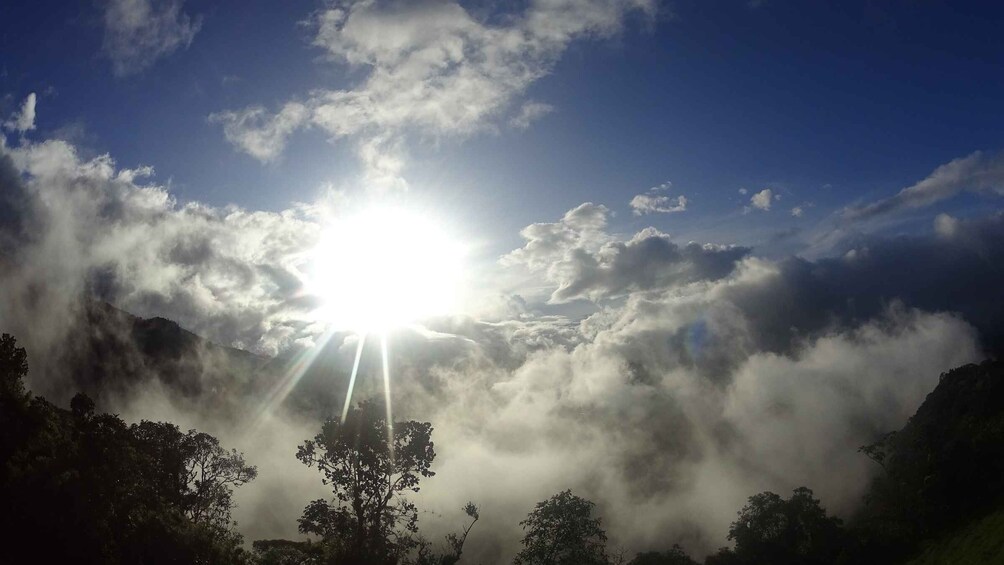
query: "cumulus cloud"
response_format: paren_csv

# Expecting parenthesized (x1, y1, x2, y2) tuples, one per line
(399, 272, 982, 561)
(502, 202, 612, 272)
(3, 93, 36, 133)
(630, 180, 688, 215)
(630, 193, 688, 215)
(0, 137, 324, 367)
(791, 206, 803, 217)
(843, 150, 1004, 222)
(101, 0, 202, 76)
(504, 204, 749, 303)
(749, 188, 773, 211)
(213, 0, 656, 186)
(403, 205, 1004, 559)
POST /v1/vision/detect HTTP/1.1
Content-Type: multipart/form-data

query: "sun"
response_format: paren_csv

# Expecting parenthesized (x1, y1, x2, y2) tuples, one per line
(308, 206, 464, 333)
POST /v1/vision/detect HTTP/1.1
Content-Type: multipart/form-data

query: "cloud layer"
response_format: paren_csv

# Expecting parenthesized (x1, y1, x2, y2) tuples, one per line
(3, 124, 1004, 561)
(0, 137, 323, 370)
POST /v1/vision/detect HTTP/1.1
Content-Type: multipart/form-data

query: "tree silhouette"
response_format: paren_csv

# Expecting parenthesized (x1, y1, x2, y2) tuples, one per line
(297, 400, 436, 564)
(514, 490, 609, 565)
(0, 332, 27, 399)
(711, 487, 846, 565)
(411, 502, 480, 565)
(0, 333, 257, 564)
(627, 545, 697, 565)
(253, 538, 325, 564)
(133, 421, 257, 527)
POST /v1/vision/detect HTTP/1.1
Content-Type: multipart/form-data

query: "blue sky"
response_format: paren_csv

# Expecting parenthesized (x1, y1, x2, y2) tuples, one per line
(4, 0, 1003, 258)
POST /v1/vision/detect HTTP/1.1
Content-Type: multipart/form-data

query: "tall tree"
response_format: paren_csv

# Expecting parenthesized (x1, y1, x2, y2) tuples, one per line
(133, 421, 258, 527)
(514, 490, 609, 565)
(715, 487, 846, 565)
(297, 400, 436, 564)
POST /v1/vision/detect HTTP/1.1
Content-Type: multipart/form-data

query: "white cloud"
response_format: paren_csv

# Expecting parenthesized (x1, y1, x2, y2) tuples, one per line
(1, 137, 323, 357)
(630, 180, 687, 215)
(210, 103, 311, 163)
(791, 206, 804, 217)
(934, 212, 959, 237)
(502, 202, 612, 274)
(510, 101, 555, 130)
(630, 193, 688, 215)
(102, 0, 202, 76)
(750, 188, 773, 211)
(214, 0, 657, 186)
(738, 187, 748, 195)
(843, 151, 1004, 222)
(504, 205, 748, 303)
(3, 93, 36, 134)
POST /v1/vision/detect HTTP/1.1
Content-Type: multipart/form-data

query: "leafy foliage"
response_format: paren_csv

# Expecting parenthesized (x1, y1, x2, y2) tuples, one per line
(710, 487, 846, 565)
(0, 333, 256, 564)
(514, 490, 609, 565)
(296, 400, 436, 564)
(253, 538, 325, 564)
(627, 545, 698, 565)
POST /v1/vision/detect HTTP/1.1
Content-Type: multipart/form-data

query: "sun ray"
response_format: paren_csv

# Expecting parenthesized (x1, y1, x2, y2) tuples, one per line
(381, 332, 395, 463)
(340, 332, 367, 423)
(252, 327, 338, 430)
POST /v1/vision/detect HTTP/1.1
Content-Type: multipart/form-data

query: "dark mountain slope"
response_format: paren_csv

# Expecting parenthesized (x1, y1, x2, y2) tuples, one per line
(853, 359, 1004, 563)
(55, 301, 270, 410)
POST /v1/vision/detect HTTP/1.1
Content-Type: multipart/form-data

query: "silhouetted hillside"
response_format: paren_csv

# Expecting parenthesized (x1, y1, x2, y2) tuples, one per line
(852, 359, 1004, 562)
(58, 301, 269, 407)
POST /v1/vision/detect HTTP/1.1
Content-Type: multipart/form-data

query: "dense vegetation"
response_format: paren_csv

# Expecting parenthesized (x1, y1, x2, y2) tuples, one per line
(0, 334, 257, 564)
(2, 331, 1003, 564)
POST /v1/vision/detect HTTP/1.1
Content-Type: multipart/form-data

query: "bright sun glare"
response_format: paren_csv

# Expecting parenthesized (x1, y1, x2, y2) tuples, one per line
(309, 207, 464, 333)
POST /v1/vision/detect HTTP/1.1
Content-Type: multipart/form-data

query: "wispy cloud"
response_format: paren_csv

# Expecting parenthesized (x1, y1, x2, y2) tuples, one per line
(101, 0, 202, 76)
(842, 150, 1004, 222)
(213, 0, 657, 190)
(510, 101, 555, 130)
(2, 93, 36, 134)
